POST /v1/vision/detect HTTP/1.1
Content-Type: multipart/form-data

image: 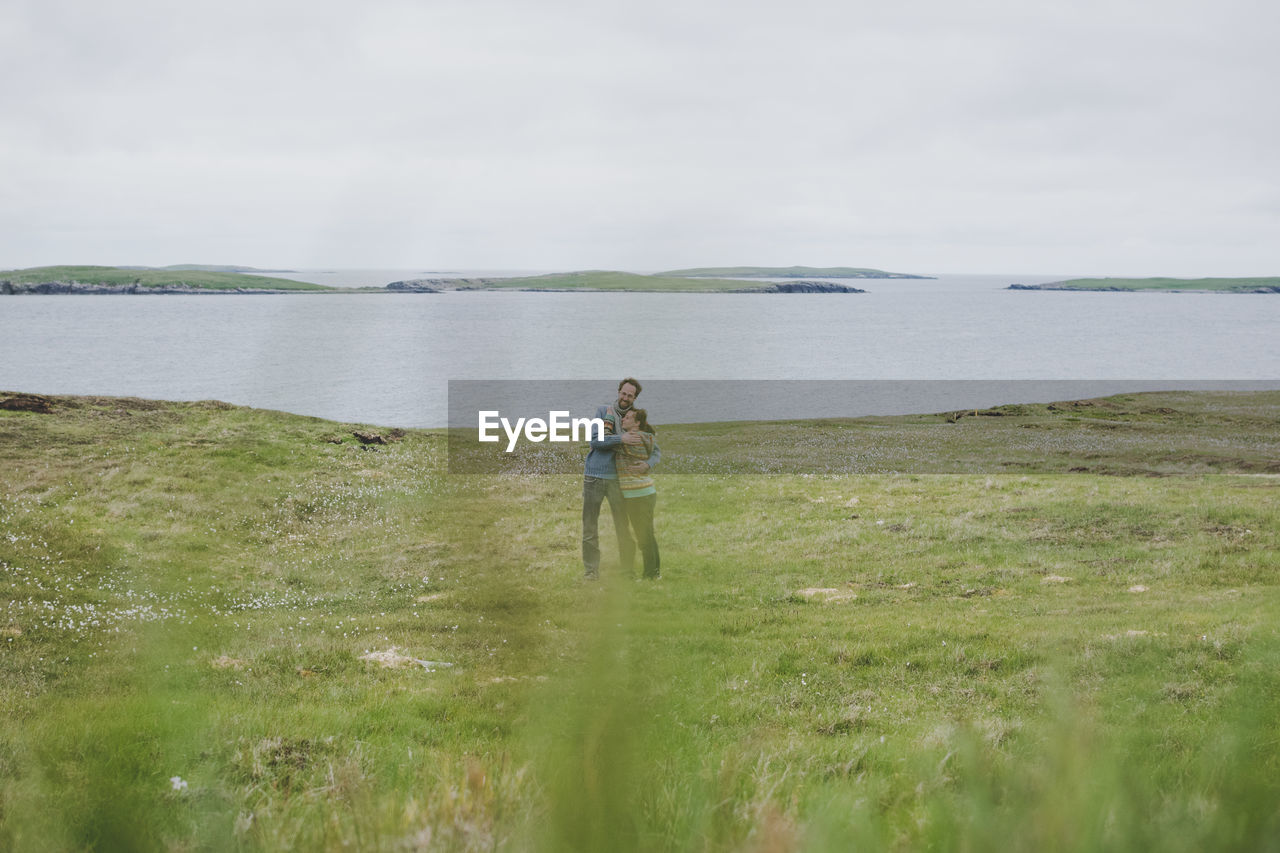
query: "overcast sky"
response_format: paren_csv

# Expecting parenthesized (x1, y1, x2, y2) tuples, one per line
(2, 0, 1277, 275)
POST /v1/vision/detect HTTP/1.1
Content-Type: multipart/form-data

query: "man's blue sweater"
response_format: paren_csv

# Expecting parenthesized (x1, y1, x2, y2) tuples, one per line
(583, 403, 661, 479)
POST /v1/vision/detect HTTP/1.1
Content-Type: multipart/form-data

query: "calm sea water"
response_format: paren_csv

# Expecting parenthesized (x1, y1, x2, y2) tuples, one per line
(2, 273, 1277, 426)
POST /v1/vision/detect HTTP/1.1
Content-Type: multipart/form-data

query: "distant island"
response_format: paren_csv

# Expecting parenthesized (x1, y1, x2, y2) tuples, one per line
(1009, 277, 1280, 294)
(388, 270, 868, 293)
(659, 265, 933, 279)
(0, 265, 333, 294)
(14, 266, 1278, 296)
(1, 265, 889, 294)
(116, 264, 300, 274)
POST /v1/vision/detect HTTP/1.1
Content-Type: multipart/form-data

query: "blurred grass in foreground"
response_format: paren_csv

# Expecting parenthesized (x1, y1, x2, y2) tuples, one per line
(2, 391, 1278, 851)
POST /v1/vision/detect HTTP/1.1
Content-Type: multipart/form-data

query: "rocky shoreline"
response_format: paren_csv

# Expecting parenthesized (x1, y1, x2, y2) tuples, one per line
(1008, 283, 1280, 294)
(6, 277, 871, 296)
(383, 278, 496, 292)
(385, 278, 869, 293)
(1008, 284, 1139, 292)
(735, 281, 867, 293)
(1, 280, 315, 295)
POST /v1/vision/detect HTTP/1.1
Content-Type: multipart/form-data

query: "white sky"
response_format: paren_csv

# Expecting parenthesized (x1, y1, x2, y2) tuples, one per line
(2, 0, 1277, 275)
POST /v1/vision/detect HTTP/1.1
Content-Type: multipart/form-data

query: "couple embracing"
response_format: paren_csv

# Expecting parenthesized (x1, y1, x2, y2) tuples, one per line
(581, 378, 661, 581)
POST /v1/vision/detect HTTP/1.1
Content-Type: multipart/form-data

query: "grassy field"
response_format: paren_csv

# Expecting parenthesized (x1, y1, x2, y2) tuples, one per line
(0, 266, 333, 291)
(2, 391, 1279, 851)
(1013, 277, 1280, 293)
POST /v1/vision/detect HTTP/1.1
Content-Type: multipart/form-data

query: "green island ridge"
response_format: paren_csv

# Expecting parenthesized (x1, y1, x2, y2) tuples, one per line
(1009, 277, 1280, 293)
(3, 388, 1280, 848)
(0, 265, 334, 293)
(380, 270, 875, 292)
(119, 264, 300, 274)
(443, 270, 843, 292)
(457, 270, 749, 291)
(0, 265, 906, 294)
(660, 265, 933, 279)
(10, 266, 1280, 295)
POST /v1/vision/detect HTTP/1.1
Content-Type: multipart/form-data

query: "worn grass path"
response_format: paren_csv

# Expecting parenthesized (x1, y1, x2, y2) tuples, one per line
(2, 392, 1279, 851)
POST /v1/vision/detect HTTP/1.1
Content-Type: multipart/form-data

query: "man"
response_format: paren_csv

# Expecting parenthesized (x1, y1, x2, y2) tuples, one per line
(582, 378, 660, 579)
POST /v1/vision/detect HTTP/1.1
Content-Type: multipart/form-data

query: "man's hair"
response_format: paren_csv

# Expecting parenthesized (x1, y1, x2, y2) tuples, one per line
(618, 377, 642, 395)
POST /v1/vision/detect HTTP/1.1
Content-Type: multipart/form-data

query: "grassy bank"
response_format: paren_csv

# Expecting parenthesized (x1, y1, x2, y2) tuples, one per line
(1012, 277, 1280, 293)
(2, 392, 1279, 850)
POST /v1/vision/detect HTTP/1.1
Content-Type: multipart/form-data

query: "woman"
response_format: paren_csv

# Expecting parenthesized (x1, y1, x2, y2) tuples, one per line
(616, 407, 660, 579)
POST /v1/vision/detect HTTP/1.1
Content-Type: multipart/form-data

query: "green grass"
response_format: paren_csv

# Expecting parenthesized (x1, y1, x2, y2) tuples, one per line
(3, 392, 1280, 850)
(1019, 277, 1280, 293)
(0, 266, 334, 291)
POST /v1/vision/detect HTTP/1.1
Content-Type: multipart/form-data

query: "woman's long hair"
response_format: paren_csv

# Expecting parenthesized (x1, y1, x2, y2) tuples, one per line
(630, 408, 656, 434)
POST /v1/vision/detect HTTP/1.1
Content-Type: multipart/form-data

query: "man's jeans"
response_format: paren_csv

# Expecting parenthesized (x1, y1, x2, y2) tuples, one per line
(582, 476, 634, 576)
